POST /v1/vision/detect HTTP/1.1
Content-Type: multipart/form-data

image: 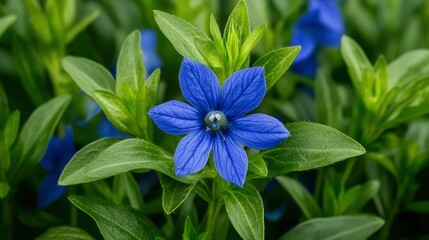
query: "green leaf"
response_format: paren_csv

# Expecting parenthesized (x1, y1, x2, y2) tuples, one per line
(183, 216, 206, 240)
(193, 181, 211, 202)
(224, 0, 250, 44)
(66, 9, 100, 43)
(84, 138, 209, 184)
(143, 69, 161, 110)
(3, 110, 20, 149)
(315, 71, 342, 130)
(59, 138, 122, 185)
(0, 15, 17, 38)
(340, 180, 380, 214)
(340, 36, 372, 94)
(24, 0, 52, 44)
(69, 195, 161, 240)
(62, 56, 116, 98)
(9, 95, 71, 185)
(36, 226, 95, 240)
(209, 14, 223, 44)
(93, 90, 137, 136)
(159, 174, 194, 214)
(236, 24, 266, 68)
(388, 49, 429, 88)
(261, 122, 366, 177)
(116, 30, 145, 97)
(154, 10, 209, 63)
(276, 176, 322, 219)
(254, 47, 301, 89)
(279, 215, 384, 240)
(406, 201, 429, 214)
(247, 154, 268, 178)
(195, 38, 223, 69)
(0, 83, 9, 124)
(223, 184, 264, 240)
(0, 182, 10, 198)
(112, 173, 144, 211)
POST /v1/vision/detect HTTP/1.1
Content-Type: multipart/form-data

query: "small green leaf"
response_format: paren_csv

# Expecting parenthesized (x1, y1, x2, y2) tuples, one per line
(93, 90, 137, 136)
(224, 0, 250, 44)
(193, 181, 211, 202)
(36, 226, 95, 240)
(238, 24, 266, 67)
(261, 122, 366, 177)
(69, 195, 161, 240)
(406, 201, 429, 214)
(0, 15, 17, 38)
(195, 39, 223, 69)
(0, 83, 9, 124)
(59, 138, 122, 185)
(24, 0, 52, 44)
(144, 69, 161, 110)
(159, 174, 194, 214)
(0, 182, 10, 198)
(183, 216, 206, 240)
(3, 110, 20, 149)
(223, 184, 264, 240)
(116, 30, 145, 97)
(66, 9, 100, 43)
(276, 176, 322, 219)
(62, 56, 115, 99)
(247, 154, 268, 178)
(254, 47, 300, 89)
(388, 49, 429, 88)
(154, 10, 209, 63)
(279, 215, 384, 240)
(9, 95, 71, 185)
(112, 173, 144, 211)
(209, 14, 223, 44)
(340, 180, 380, 214)
(315, 71, 342, 130)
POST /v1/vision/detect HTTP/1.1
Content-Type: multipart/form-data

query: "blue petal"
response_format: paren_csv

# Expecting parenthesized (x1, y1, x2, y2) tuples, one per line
(140, 29, 162, 75)
(149, 100, 203, 135)
(174, 130, 213, 176)
(220, 67, 265, 119)
(291, 53, 318, 77)
(290, 13, 318, 63)
(213, 134, 247, 187)
(308, 0, 343, 46)
(38, 173, 66, 208)
(229, 114, 290, 150)
(40, 125, 76, 170)
(97, 117, 128, 138)
(179, 58, 220, 112)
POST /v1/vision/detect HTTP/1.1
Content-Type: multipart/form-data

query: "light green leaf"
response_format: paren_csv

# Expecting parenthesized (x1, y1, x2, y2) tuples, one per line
(36, 226, 95, 240)
(195, 38, 223, 69)
(247, 154, 268, 178)
(237, 24, 266, 68)
(154, 10, 209, 63)
(261, 122, 366, 177)
(388, 49, 429, 88)
(340, 180, 380, 214)
(223, 184, 264, 240)
(93, 90, 137, 136)
(276, 176, 322, 219)
(224, 0, 250, 44)
(9, 95, 71, 185)
(59, 138, 122, 186)
(3, 110, 20, 149)
(0, 15, 17, 38)
(66, 9, 100, 43)
(159, 174, 194, 214)
(62, 56, 115, 98)
(0, 182, 10, 198)
(254, 47, 300, 89)
(143, 69, 161, 110)
(116, 30, 145, 97)
(315, 71, 342, 130)
(209, 14, 222, 44)
(280, 215, 384, 240)
(69, 195, 161, 240)
(24, 0, 52, 44)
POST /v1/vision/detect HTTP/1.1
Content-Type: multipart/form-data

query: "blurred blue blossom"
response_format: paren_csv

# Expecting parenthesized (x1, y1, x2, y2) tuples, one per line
(290, 0, 344, 76)
(38, 125, 76, 208)
(149, 58, 290, 186)
(86, 29, 162, 137)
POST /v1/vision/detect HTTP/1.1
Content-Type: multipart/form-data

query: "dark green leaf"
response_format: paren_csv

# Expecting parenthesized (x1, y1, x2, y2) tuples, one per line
(315, 71, 342, 130)
(9, 95, 71, 185)
(3, 110, 20, 149)
(340, 180, 380, 214)
(0, 15, 16, 38)
(279, 215, 384, 240)
(159, 174, 194, 214)
(62, 56, 115, 99)
(406, 201, 429, 214)
(261, 122, 365, 177)
(66, 9, 100, 43)
(113, 173, 144, 211)
(154, 10, 209, 63)
(223, 184, 264, 240)
(69, 195, 161, 240)
(276, 176, 322, 219)
(0, 83, 9, 124)
(36, 226, 95, 240)
(254, 47, 300, 89)
(0, 182, 9, 198)
(59, 138, 122, 185)
(193, 181, 211, 202)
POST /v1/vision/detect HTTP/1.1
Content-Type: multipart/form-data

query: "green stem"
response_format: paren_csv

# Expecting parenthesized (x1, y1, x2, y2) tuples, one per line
(342, 158, 357, 184)
(69, 186, 78, 227)
(205, 179, 224, 240)
(2, 195, 12, 240)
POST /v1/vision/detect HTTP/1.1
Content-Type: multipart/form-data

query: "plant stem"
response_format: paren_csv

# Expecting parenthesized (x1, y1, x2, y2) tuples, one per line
(2, 195, 12, 240)
(205, 179, 224, 240)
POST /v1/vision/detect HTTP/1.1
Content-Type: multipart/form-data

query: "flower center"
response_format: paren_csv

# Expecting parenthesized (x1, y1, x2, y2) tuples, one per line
(204, 111, 228, 132)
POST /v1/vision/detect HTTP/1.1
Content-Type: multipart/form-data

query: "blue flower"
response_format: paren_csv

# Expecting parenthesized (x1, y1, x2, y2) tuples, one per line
(149, 58, 290, 186)
(38, 125, 76, 208)
(290, 0, 344, 76)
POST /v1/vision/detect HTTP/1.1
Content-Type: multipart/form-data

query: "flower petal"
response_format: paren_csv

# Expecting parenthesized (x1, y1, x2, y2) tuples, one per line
(229, 114, 290, 150)
(213, 134, 247, 187)
(179, 58, 220, 112)
(220, 67, 265, 118)
(38, 173, 66, 208)
(174, 130, 213, 176)
(98, 117, 129, 138)
(149, 100, 203, 135)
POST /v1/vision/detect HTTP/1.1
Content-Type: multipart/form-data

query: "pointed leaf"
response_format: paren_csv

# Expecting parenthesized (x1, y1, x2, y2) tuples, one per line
(261, 122, 365, 177)
(247, 154, 268, 178)
(340, 180, 380, 214)
(69, 195, 161, 239)
(254, 47, 300, 89)
(224, 0, 250, 44)
(159, 174, 194, 214)
(3, 110, 20, 149)
(223, 184, 264, 240)
(66, 9, 100, 43)
(279, 215, 384, 240)
(36, 226, 95, 240)
(0, 182, 10, 198)
(0, 15, 16, 38)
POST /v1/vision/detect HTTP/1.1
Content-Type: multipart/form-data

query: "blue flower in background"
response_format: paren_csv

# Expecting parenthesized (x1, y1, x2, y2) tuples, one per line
(149, 58, 290, 186)
(290, 0, 344, 76)
(38, 125, 76, 208)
